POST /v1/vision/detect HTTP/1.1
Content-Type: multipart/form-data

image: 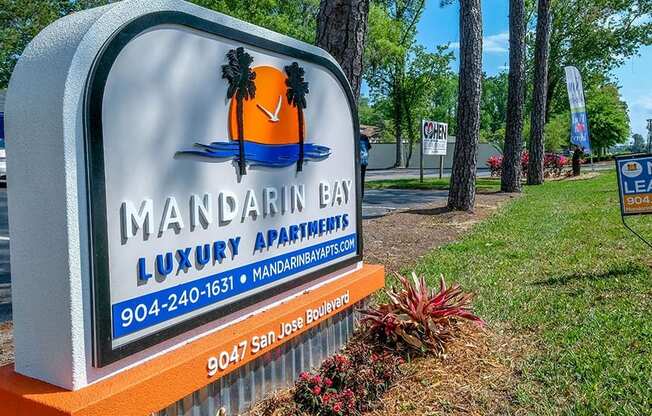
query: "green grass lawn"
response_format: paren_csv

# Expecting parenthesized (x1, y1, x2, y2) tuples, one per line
(366, 177, 501, 192)
(412, 172, 652, 415)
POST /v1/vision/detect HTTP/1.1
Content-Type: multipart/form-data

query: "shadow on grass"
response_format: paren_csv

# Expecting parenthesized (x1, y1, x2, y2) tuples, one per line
(533, 262, 650, 286)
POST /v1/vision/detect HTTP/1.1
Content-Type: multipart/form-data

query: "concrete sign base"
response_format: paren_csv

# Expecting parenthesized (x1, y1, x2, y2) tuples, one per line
(0, 264, 384, 416)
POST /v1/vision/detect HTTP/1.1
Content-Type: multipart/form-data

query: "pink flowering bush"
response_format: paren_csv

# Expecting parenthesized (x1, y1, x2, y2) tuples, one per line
(543, 153, 568, 177)
(520, 151, 530, 176)
(487, 155, 503, 177)
(293, 341, 402, 415)
(486, 150, 568, 179)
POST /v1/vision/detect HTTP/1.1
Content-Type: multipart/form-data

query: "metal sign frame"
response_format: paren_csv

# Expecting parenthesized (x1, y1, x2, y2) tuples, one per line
(615, 153, 652, 248)
(420, 120, 447, 181)
(615, 153, 652, 217)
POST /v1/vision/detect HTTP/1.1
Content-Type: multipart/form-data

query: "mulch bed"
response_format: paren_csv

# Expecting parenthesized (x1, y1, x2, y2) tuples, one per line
(248, 191, 525, 415)
(249, 322, 526, 416)
(0, 322, 13, 367)
(364, 323, 526, 416)
(363, 192, 517, 275)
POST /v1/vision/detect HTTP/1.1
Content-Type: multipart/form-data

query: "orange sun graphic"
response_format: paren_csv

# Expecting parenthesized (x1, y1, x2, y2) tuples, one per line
(228, 66, 304, 145)
(178, 57, 329, 170)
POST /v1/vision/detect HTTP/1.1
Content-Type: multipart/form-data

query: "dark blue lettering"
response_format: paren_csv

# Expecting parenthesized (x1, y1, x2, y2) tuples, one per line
(326, 217, 335, 232)
(278, 227, 289, 245)
(289, 225, 299, 241)
(177, 248, 192, 271)
(156, 252, 174, 276)
(267, 229, 278, 246)
(229, 236, 241, 257)
(196, 244, 211, 266)
(308, 221, 319, 236)
(138, 257, 152, 281)
(254, 232, 266, 251)
(213, 241, 227, 261)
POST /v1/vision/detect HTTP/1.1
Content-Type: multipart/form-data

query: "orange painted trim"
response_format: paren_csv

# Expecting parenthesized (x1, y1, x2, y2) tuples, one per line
(0, 264, 384, 416)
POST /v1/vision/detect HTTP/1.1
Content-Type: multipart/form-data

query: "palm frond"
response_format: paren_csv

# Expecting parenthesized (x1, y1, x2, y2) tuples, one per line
(284, 61, 309, 109)
(221, 47, 257, 101)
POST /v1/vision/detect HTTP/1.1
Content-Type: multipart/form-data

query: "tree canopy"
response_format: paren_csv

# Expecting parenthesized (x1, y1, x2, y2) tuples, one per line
(0, 0, 110, 87)
(543, 0, 652, 119)
(0, 0, 319, 88)
(585, 84, 631, 153)
(0, 0, 649, 160)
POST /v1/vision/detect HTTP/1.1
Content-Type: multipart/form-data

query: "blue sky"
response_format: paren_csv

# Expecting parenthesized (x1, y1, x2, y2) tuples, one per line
(414, 0, 652, 137)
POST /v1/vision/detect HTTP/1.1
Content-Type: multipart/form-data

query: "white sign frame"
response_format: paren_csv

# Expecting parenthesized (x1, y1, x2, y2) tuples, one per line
(422, 120, 448, 156)
(86, 12, 362, 366)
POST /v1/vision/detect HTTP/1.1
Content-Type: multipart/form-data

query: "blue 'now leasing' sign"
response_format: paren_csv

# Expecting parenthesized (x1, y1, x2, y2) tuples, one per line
(616, 154, 652, 216)
(112, 234, 357, 338)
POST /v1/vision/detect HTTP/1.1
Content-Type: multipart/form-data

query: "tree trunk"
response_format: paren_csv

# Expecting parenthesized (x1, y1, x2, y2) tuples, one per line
(297, 109, 304, 172)
(501, 0, 526, 193)
(316, 0, 370, 101)
(527, 0, 552, 185)
(545, 74, 559, 123)
(448, 0, 483, 211)
(237, 98, 246, 176)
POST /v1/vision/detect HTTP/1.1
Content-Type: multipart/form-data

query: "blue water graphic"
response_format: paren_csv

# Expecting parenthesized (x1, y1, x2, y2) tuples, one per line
(178, 140, 331, 167)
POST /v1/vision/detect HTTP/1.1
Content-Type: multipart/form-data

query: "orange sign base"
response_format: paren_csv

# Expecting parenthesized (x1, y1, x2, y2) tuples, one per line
(0, 264, 384, 416)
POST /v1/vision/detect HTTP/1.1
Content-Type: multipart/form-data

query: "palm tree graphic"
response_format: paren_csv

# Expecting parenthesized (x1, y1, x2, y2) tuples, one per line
(285, 62, 309, 172)
(222, 47, 257, 175)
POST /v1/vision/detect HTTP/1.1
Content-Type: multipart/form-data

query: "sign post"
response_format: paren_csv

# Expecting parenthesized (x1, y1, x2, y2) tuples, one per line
(439, 155, 445, 179)
(421, 120, 448, 181)
(0, 1, 384, 414)
(420, 119, 426, 182)
(615, 154, 652, 248)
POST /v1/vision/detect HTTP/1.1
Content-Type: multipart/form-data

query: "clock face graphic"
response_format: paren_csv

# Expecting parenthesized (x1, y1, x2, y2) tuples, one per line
(178, 50, 330, 171)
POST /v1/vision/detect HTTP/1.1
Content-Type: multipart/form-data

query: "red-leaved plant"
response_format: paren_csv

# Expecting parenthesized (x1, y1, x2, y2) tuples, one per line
(487, 155, 503, 177)
(360, 272, 484, 355)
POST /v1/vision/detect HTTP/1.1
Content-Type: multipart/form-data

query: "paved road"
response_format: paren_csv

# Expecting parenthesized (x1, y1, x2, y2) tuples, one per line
(362, 188, 448, 219)
(0, 189, 10, 322)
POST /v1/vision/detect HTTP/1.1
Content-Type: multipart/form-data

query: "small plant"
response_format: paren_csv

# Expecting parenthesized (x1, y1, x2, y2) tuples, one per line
(293, 340, 402, 415)
(487, 155, 503, 177)
(360, 272, 484, 355)
(520, 151, 530, 176)
(543, 153, 568, 177)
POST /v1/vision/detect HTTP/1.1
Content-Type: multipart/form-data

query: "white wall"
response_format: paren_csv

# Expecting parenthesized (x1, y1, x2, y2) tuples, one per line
(368, 139, 500, 170)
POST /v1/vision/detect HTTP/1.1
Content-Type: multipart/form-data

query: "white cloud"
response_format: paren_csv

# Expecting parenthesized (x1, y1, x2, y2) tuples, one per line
(483, 32, 510, 53)
(449, 31, 510, 54)
(633, 95, 652, 111)
(629, 96, 652, 135)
